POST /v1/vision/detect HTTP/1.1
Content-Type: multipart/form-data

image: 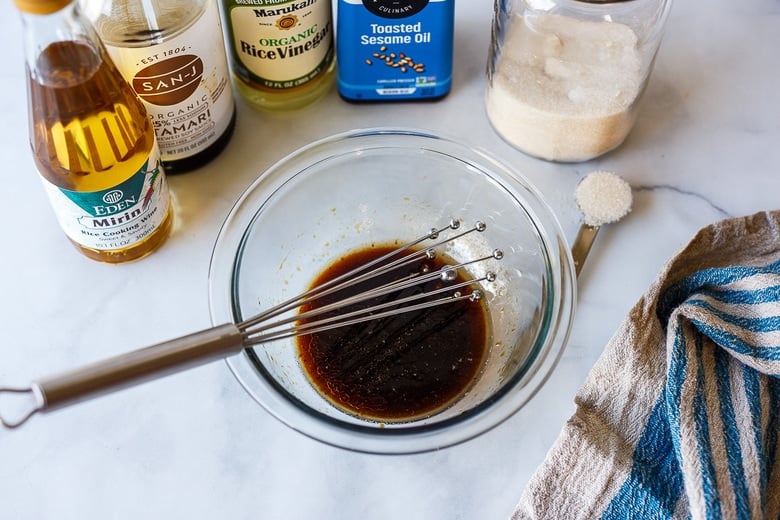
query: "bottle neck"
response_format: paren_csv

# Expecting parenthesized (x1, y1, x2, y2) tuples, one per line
(20, 1, 102, 77)
(85, 0, 208, 47)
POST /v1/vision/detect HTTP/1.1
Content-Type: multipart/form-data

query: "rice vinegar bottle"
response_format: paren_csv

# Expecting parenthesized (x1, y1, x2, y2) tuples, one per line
(220, 0, 336, 111)
(15, 0, 173, 263)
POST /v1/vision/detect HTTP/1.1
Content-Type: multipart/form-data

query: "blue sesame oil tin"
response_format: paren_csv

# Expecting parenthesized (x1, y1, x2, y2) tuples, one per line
(336, 0, 455, 101)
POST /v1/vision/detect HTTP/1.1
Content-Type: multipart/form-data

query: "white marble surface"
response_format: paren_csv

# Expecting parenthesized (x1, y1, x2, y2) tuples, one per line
(1, 1, 778, 518)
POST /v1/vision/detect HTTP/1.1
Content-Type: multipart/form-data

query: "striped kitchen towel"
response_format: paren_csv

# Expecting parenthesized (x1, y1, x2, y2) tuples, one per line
(513, 210, 780, 520)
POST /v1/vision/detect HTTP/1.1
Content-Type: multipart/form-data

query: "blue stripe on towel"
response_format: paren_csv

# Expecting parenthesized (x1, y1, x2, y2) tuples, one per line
(687, 319, 780, 363)
(656, 259, 780, 327)
(713, 349, 750, 518)
(766, 380, 780, 495)
(600, 396, 684, 520)
(742, 365, 766, 515)
(695, 285, 780, 305)
(686, 298, 780, 334)
(666, 321, 687, 459)
(692, 333, 722, 519)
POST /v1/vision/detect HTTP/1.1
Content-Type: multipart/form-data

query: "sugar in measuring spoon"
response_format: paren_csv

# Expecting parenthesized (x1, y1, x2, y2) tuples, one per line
(571, 170, 633, 276)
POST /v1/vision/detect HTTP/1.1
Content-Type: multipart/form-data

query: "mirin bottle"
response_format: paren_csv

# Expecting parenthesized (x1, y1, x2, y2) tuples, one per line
(16, 0, 173, 263)
(220, 0, 336, 111)
(83, 0, 237, 174)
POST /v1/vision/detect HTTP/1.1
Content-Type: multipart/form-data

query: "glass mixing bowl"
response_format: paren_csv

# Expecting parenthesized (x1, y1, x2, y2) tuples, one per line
(208, 128, 576, 454)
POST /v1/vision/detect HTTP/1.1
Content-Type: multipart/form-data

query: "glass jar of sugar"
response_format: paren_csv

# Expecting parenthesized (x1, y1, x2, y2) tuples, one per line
(486, 0, 672, 162)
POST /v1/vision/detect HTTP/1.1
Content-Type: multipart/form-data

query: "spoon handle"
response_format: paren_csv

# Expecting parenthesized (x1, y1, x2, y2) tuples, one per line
(571, 224, 600, 277)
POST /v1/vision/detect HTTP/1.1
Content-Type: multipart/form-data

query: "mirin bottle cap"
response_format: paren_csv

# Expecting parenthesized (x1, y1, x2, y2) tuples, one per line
(13, 0, 72, 15)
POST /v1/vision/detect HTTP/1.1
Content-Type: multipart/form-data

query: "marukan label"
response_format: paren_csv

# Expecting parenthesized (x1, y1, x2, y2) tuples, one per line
(104, 0, 234, 162)
(226, 0, 334, 89)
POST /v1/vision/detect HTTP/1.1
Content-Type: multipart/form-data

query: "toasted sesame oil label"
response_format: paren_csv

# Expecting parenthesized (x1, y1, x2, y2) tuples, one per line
(336, 0, 454, 101)
(41, 145, 170, 251)
(222, 0, 334, 89)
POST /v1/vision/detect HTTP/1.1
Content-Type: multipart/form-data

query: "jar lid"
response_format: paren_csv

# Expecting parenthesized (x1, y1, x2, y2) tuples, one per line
(13, 0, 72, 15)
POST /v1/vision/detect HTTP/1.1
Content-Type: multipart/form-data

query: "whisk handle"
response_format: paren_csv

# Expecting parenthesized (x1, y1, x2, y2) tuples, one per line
(36, 323, 243, 414)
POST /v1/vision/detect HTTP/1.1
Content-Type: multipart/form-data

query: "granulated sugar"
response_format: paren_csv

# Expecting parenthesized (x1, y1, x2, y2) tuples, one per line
(575, 170, 633, 227)
(486, 14, 643, 162)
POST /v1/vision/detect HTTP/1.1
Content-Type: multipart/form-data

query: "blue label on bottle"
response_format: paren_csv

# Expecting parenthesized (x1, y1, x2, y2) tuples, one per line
(336, 0, 454, 101)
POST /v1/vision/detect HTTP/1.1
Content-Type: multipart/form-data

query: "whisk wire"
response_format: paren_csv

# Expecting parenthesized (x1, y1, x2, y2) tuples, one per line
(243, 284, 485, 345)
(242, 271, 493, 345)
(321, 250, 494, 311)
(239, 222, 498, 345)
(238, 219, 485, 331)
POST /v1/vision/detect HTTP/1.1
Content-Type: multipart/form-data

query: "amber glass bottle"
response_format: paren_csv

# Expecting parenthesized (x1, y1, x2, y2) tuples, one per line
(84, 0, 237, 174)
(16, 0, 173, 263)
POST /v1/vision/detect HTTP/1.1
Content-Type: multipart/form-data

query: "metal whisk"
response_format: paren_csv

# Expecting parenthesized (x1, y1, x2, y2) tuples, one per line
(0, 219, 502, 429)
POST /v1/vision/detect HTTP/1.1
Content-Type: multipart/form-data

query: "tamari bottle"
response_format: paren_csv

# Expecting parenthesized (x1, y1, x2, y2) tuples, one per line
(83, 0, 237, 174)
(220, 0, 336, 111)
(15, 0, 173, 263)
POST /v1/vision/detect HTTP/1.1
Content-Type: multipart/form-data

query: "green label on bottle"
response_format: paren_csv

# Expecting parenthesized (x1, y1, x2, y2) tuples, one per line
(42, 145, 170, 251)
(223, 0, 334, 89)
(59, 159, 153, 216)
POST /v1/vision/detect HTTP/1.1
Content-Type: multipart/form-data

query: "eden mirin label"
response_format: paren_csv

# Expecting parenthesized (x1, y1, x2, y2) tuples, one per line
(42, 145, 170, 251)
